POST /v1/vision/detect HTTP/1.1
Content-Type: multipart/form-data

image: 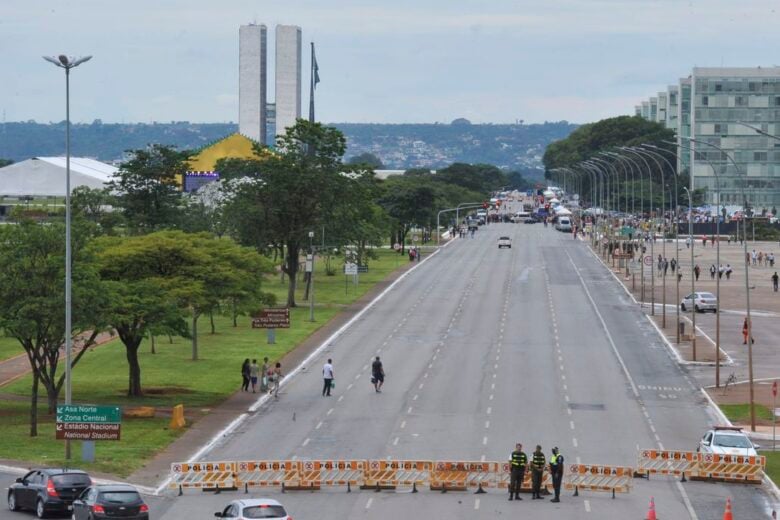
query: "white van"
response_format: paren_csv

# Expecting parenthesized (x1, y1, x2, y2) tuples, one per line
(555, 216, 572, 232)
(511, 211, 531, 223)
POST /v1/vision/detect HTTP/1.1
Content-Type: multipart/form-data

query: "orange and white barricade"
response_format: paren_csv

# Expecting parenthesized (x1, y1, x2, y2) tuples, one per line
(431, 461, 496, 491)
(363, 460, 431, 489)
(315, 460, 366, 488)
(235, 460, 301, 490)
(169, 461, 237, 493)
(636, 449, 699, 479)
(495, 462, 551, 493)
(564, 464, 633, 496)
(693, 453, 765, 484)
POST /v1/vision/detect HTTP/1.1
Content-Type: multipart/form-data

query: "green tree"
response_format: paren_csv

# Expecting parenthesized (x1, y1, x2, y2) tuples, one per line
(378, 176, 438, 252)
(109, 144, 191, 233)
(434, 163, 508, 193)
(225, 120, 357, 307)
(347, 152, 384, 169)
(0, 158, 13, 168)
(0, 221, 108, 435)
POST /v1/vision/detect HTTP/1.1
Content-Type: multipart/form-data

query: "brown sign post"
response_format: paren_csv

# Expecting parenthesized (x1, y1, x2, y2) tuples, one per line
(253, 308, 290, 344)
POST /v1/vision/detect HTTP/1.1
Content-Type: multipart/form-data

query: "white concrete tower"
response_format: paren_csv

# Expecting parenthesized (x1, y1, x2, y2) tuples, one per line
(239, 23, 267, 144)
(275, 24, 302, 138)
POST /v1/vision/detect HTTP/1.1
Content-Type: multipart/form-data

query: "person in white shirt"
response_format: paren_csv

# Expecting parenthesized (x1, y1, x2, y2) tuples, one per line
(322, 359, 334, 396)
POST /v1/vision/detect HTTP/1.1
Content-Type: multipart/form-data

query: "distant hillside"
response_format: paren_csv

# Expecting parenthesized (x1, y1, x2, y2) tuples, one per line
(0, 120, 577, 176)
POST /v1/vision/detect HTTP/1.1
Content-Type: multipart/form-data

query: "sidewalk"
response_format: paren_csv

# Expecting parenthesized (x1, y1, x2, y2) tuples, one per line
(127, 256, 423, 487)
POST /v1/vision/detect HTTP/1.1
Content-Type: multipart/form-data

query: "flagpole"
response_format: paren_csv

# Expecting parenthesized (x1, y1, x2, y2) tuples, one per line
(309, 42, 315, 123)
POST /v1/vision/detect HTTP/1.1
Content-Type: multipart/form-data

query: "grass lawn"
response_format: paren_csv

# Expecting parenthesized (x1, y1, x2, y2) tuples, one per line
(719, 403, 775, 423)
(0, 249, 406, 475)
(0, 334, 21, 362)
(762, 451, 780, 486)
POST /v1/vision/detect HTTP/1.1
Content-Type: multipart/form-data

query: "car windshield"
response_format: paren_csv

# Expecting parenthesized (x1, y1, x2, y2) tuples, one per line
(242, 505, 287, 518)
(99, 491, 141, 504)
(51, 474, 91, 486)
(499, 237, 510, 240)
(698, 293, 716, 299)
(713, 433, 752, 448)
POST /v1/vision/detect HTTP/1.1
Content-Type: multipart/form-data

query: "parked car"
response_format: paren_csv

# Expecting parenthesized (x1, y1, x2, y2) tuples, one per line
(72, 484, 149, 520)
(698, 426, 758, 456)
(498, 236, 512, 249)
(7, 468, 91, 518)
(215, 498, 291, 520)
(680, 292, 717, 313)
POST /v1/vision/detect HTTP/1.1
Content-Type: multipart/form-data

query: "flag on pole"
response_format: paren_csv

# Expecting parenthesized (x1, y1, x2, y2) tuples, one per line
(312, 44, 320, 88)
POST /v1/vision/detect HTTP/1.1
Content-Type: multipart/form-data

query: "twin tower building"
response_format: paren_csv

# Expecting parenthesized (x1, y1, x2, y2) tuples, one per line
(239, 23, 302, 146)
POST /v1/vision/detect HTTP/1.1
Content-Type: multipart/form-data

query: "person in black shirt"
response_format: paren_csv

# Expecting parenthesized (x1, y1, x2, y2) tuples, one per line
(371, 356, 384, 392)
(531, 445, 545, 499)
(508, 443, 527, 501)
(549, 447, 564, 503)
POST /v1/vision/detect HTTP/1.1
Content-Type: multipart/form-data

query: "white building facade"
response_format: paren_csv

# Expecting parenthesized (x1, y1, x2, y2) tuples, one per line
(238, 24, 268, 144)
(275, 25, 302, 138)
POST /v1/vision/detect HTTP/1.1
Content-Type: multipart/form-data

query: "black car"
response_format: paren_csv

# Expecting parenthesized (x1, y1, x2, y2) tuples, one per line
(72, 484, 149, 520)
(7, 468, 91, 518)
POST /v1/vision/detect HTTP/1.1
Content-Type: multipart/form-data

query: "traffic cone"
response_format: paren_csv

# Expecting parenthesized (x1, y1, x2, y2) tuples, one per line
(645, 497, 657, 520)
(723, 498, 733, 520)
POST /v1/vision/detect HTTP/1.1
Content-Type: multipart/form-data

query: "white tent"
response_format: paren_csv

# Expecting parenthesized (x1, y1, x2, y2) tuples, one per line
(0, 157, 117, 197)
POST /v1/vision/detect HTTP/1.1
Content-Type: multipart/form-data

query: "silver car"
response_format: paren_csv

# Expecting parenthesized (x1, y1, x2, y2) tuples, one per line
(680, 292, 717, 313)
(215, 498, 290, 520)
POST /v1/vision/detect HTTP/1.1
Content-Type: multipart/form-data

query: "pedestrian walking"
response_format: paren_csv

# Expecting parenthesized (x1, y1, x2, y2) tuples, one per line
(770, 253, 776, 267)
(270, 362, 282, 398)
(694, 264, 701, 281)
(508, 443, 527, 501)
(322, 358, 334, 396)
(752, 250, 758, 266)
(531, 445, 546, 499)
(371, 356, 385, 392)
(759, 251, 764, 266)
(726, 264, 733, 280)
(671, 258, 677, 273)
(249, 359, 260, 393)
(703, 236, 707, 247)
(261, 357, 270, 392)
(742, 317, 755, 345)
(663, 259, 669, 277)
(773, 272, 779, 292)
(709, 264, 716, 280)
(241, 358, 251, 392)
(549, 447, 565, 503)
(686, 236, 691, 249)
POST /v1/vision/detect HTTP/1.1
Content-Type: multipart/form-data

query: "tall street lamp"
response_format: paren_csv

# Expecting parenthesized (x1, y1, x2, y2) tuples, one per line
(43, 54, 92, 460)
(682, 136, 755, 430)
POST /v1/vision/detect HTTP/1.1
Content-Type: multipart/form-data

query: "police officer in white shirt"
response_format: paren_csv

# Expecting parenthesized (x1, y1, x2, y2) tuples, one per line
(322, 359, 334, 396)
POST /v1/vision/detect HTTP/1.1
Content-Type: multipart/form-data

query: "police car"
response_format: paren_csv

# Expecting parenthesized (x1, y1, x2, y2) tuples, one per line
(697, 426, 759, 456)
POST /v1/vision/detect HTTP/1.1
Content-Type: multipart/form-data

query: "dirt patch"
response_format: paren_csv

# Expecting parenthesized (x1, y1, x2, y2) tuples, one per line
(132, 386, 195, 396)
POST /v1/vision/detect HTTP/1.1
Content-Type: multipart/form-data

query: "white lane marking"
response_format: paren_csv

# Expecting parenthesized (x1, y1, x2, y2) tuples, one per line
(493, 373, 497, 379)
(363, 364, 369, 370)
(347, 383, 354, 390)
(428, 363, 433, 369)
(483, 436, 488, 445)
(572, 437, 578, 447)
(302, 438, 310, 446)
(365, 498, 373, 509)
(327, 408, 334, 416)
(354, 374, 360, 380)
(563, 384, 568, 391)
(419, 383, 424, 389)
(491, 383, 496, 390)
(564, 395, 570, 403)
(584, 500, 591, 513)
(567, 408, 572, 416)
(393, 437, 399, 446)
(407, 407, 413, 414)
(315, 421, 323, 430)
(481, 454, 486, 462)
(570, 421, 575, 430)
(474, 498, 481, 510)
(489, 394, 494, 401)
(400, 420, 406, 429)
(424, 372, 429, 378)
(413, 394, 419, 401)
(576, 456, 582, 464)
(338, 395, 344, 402)
(486, 407, 492, 415)
(485, 420, 490, 429)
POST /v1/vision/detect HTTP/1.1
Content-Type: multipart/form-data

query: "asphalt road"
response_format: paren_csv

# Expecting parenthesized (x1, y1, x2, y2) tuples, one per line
(3, 213, 777, 519)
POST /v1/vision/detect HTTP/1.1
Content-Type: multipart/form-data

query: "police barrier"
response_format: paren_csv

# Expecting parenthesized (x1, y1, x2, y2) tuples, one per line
(637, 449, 765, 484)
(363, 460, 431, 489)
(693, 453, 765, 484)
(235, 460, 300, 490)
(635, 449, 699, 479)
(311, 460, 366, 487)
(170, 461, 237, 492)
(430, 461, 495, 491)
(564, 464, 633, 495)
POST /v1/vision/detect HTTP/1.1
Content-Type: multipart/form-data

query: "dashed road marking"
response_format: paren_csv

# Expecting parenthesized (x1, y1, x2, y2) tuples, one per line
(584, 500, 591, 513)
(572, 437, 578, 447)
(302, 438, 310, 446)
(483, 436, 488, 445)
(474, 498, 480, 510)
(400, 420, 406, 429)
(365, 498, 373, 509)
(316, 421, 323, 429)
(393, 437, 399, 446)
(327, 408, 334, 416)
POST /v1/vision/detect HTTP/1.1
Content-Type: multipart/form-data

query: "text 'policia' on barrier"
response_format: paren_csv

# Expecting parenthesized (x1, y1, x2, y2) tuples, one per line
(168, 450, 764, 496)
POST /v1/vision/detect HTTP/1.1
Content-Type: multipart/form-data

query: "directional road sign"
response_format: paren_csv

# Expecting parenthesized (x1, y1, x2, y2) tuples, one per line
(56, 404, 121, 441)
(57, 404, 121, 424)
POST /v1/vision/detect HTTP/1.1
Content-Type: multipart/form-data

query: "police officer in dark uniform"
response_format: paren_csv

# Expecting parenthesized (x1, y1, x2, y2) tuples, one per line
(531, 445, 546, 499)
(508, 443, 527, 501)
(549, 447, 564, 503)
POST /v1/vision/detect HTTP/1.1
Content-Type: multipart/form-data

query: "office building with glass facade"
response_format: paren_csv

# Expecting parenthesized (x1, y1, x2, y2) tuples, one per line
(637, 67, 780, 211)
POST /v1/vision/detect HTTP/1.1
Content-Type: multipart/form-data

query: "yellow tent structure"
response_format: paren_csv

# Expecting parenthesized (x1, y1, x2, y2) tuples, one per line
(182, 133, 274, 190)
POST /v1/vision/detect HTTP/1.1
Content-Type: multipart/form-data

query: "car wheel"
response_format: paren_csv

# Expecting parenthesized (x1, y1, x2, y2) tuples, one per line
(8, 491, 19, 511)
(36, 499, 47, 519)
(680, 303, 686, 311)
(694, 305, 700, 313)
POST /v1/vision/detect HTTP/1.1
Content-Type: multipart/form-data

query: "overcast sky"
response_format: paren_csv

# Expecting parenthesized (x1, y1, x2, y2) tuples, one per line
(2, 0, 779, 125)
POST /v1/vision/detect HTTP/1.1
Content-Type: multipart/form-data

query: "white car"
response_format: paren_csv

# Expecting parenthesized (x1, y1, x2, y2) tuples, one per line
(698, 426, 759, 457)
(680, 292, 717, 313)
(498, 236, 512, 249)
(215, 498, 291, 520)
